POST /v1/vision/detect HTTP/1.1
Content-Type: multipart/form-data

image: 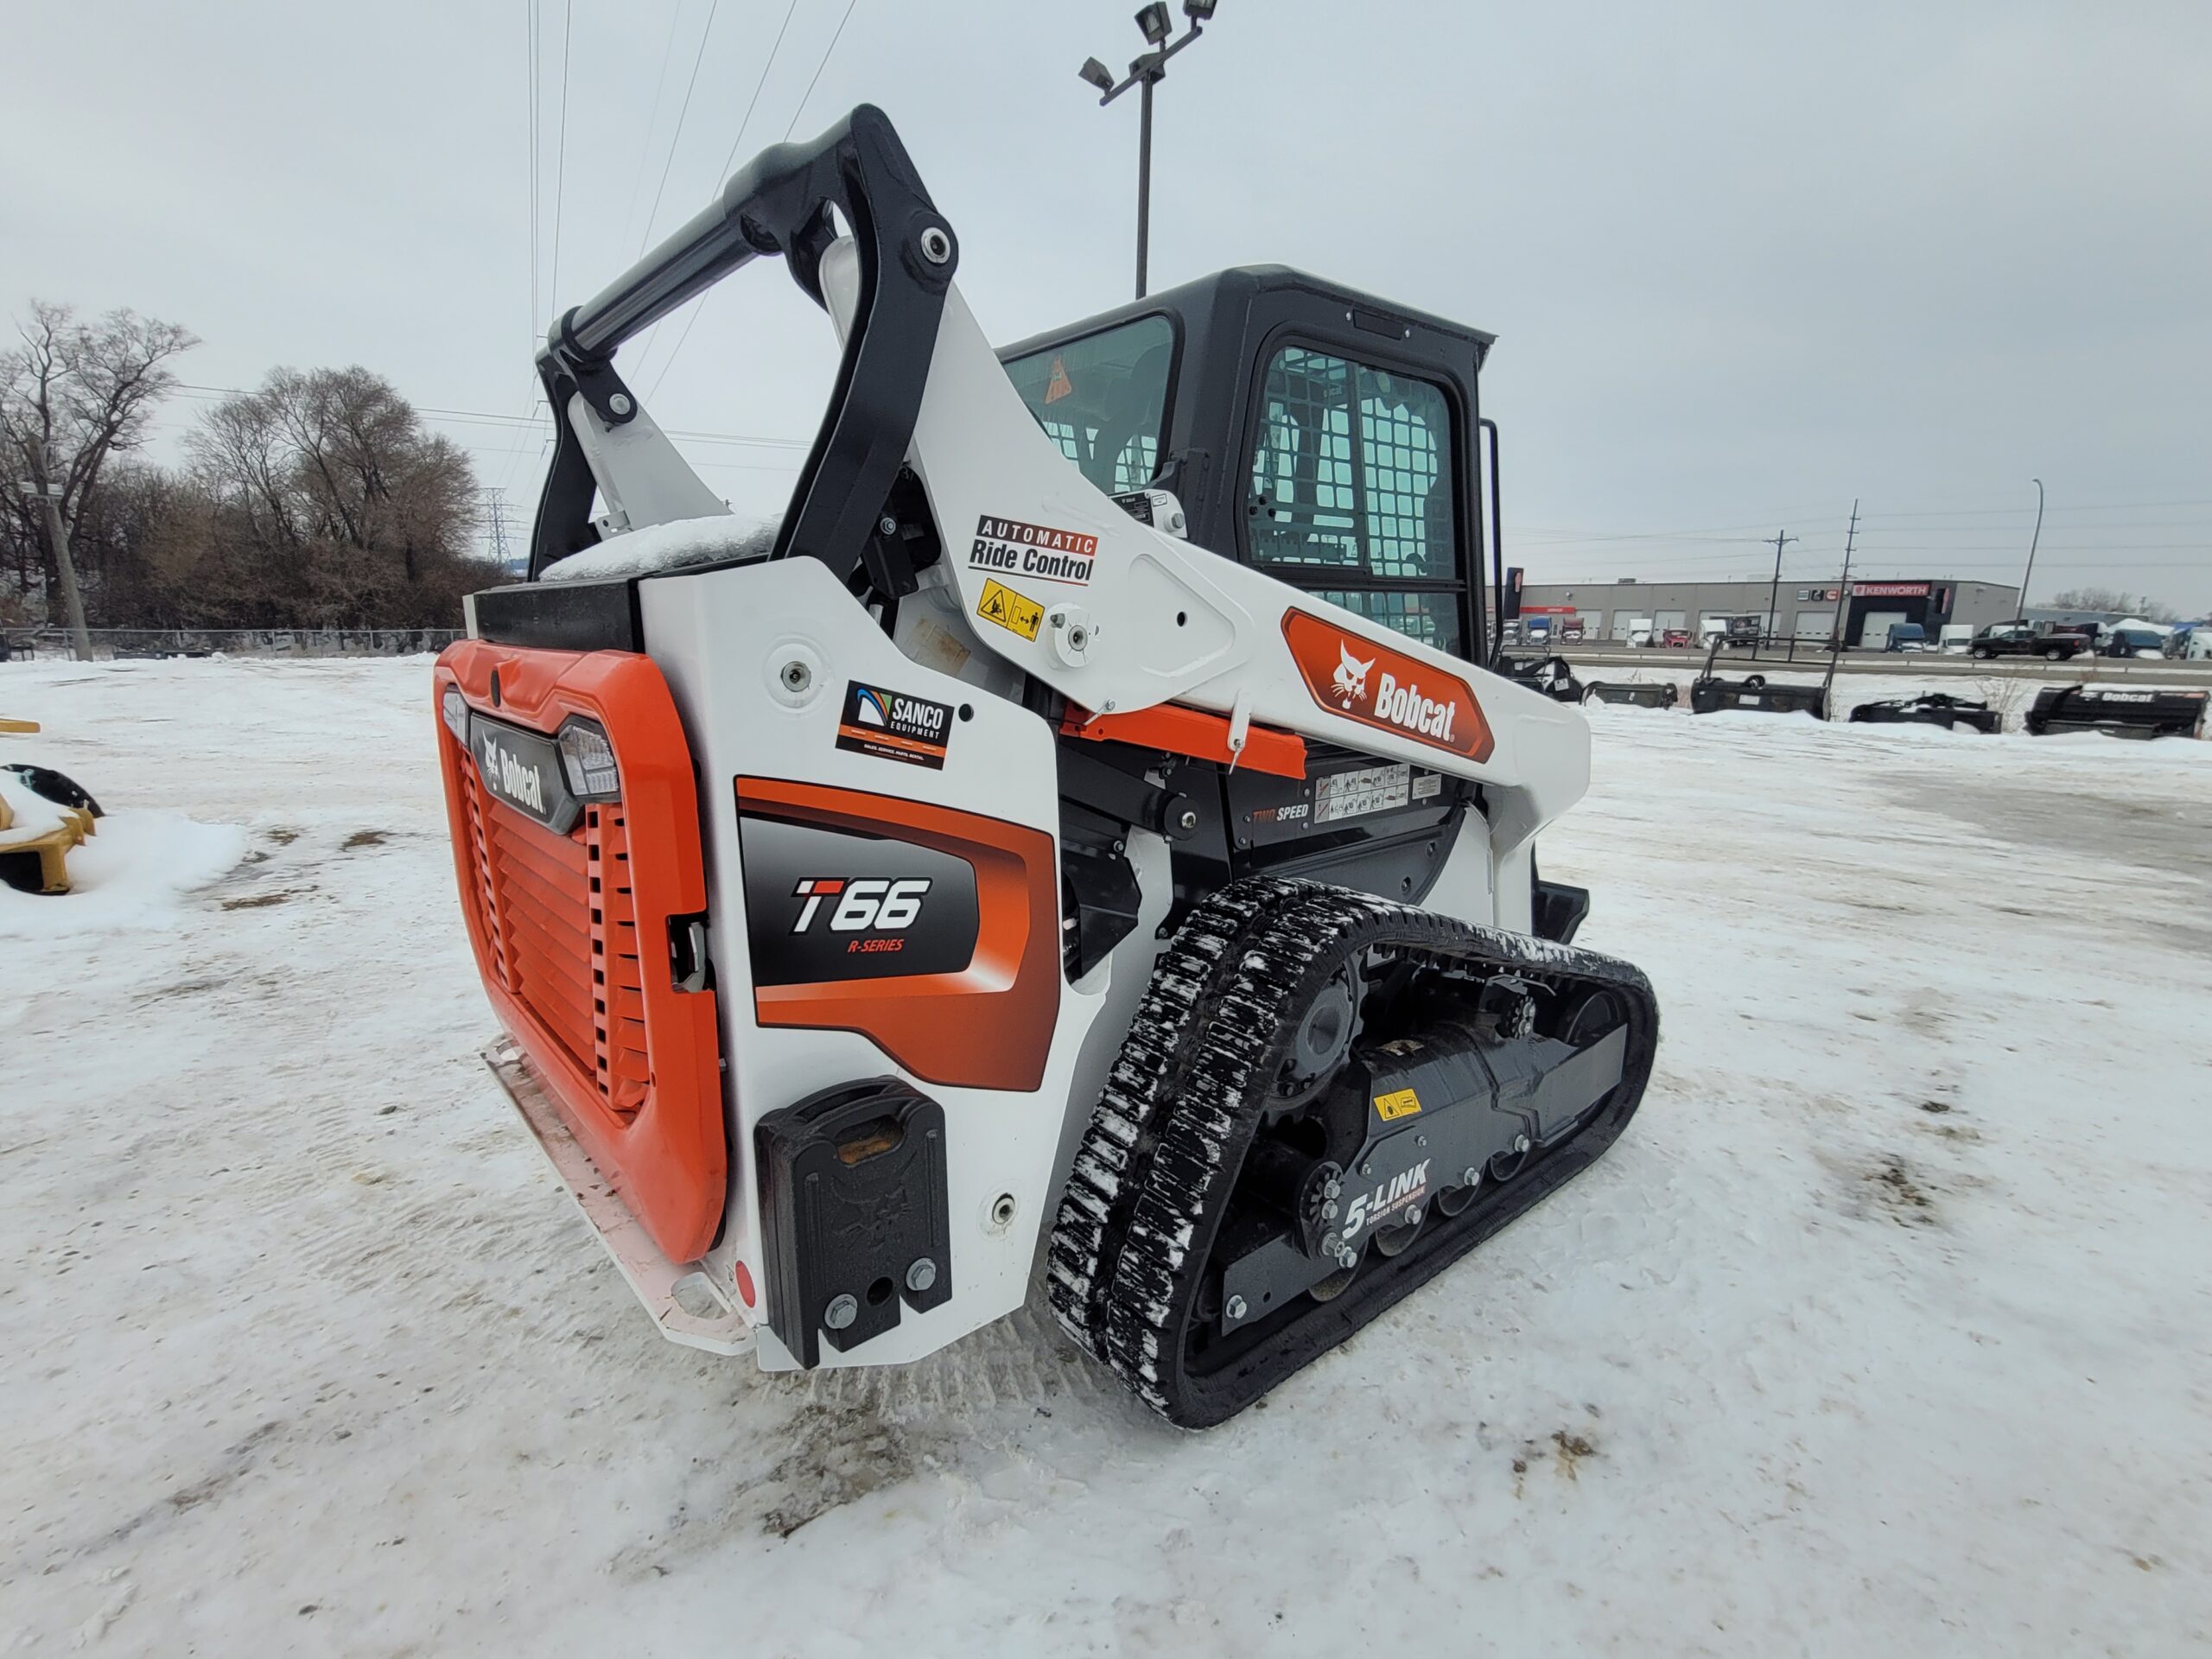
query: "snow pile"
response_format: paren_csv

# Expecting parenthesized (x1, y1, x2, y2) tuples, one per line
(0, 810, 245, 937)
(540, 512, 779, 583)
(2, 654, 2209, 1654)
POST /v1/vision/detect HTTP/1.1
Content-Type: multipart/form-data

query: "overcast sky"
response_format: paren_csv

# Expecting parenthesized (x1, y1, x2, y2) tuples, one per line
(7, 0, 2209, 613)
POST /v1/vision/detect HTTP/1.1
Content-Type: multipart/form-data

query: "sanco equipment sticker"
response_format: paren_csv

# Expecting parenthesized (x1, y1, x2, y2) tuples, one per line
(836, 681, 954, 770)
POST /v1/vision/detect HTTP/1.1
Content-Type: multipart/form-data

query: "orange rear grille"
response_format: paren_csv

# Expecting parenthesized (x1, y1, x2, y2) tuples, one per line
(435, 641, 725, 1264)
(461, 771, 646, 1123)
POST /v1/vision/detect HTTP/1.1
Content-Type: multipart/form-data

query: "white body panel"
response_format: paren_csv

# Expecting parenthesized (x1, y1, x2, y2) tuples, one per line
(637, 557, 1125, 1367)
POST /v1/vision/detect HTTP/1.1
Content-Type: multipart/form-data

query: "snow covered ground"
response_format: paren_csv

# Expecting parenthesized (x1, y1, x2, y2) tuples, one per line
(3, 657, 2208, 1656)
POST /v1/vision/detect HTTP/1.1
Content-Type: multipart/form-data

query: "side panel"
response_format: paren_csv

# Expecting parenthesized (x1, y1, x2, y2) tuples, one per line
(635, 557, 1116, 1370)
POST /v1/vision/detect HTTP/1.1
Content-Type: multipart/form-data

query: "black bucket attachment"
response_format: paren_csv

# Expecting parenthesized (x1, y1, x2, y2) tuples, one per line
(2024, 685, 2207, 741)
(1582, 681, 1679, 710)
(1688, 672, 1827, 718)
(1496, 654, 1583, 702)
(1848, 694, 1999, 734)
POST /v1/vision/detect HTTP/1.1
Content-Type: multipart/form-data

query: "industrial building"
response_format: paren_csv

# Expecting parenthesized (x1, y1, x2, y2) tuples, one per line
(1508, 575, 2023, 648)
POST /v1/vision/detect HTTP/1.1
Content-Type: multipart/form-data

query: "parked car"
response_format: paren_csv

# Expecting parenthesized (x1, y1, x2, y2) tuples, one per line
(2098, 625, 2168, 659)
(1968, 622, 2084, 661)
(1885, 623, 1929, 652)
(1660, 628, 1692, 648)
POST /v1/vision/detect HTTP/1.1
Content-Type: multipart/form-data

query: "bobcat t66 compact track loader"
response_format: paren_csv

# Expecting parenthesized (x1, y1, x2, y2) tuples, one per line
(435, 107, 1657, 1427)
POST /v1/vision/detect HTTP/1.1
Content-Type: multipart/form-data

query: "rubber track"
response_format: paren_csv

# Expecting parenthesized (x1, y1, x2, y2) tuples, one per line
(1046, 876, 1658, 1428)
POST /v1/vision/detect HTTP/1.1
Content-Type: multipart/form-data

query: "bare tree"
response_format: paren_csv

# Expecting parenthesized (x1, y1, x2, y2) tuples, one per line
(184, 366, 486, 630)
(2046, 586, 2181, 625)
(0, 301, 197, 657)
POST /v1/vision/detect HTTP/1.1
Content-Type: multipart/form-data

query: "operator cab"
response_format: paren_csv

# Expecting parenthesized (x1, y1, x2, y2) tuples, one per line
(998, 268, 1497, 662)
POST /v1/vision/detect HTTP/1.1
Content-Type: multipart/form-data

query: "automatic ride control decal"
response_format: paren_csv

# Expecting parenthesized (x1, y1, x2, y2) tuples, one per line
(976, 577, 1044, 640)
(1281, 609, 1495, 763)
(969, 514, 1097, 587)
(836, 681, 952, 770)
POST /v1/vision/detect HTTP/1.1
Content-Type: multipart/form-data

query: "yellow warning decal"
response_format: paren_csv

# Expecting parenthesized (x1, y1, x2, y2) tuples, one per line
(1044, 355, 1074, 404)
(1373, 1087, 1422, 1121)
(976, 577, 1044, 641)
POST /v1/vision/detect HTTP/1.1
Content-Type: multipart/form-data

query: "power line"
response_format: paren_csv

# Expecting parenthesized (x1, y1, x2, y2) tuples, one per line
(633, 0, 724, 259)
(548, 0, 575, 308)
(618, 2, 691, 257)
(629, 0, 804, 393)
(645, 0, 857, 402)
(526, 0, 541, 342)
(781, 0, 861, 144)
(168, 384, 807, 450)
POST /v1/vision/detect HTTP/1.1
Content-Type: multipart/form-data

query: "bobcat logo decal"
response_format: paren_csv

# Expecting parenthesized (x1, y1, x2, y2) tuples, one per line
(1331, 642, 1375, 709)
(1281, 609, 1496, 764)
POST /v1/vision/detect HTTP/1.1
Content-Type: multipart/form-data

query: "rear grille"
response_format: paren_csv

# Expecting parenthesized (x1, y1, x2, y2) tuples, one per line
(461, 772, 647, 1124)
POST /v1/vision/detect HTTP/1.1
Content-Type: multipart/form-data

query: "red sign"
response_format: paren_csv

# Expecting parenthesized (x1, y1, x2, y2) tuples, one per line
(1520, 604, 1578, 615)
(1852, 582, 1929, 598)
(1282, 610, 1494, 763)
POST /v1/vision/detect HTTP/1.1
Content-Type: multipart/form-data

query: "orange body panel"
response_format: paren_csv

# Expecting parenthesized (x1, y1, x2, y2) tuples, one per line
(435, 639, 726, 1263)
(1060, 701, 1307, 780)
(736, 777, 1061, 1093)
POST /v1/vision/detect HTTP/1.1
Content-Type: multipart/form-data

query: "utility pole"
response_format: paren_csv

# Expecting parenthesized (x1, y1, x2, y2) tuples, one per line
(1079, 3, 1221, 301)
(1830, 498, 1860, 652)
(2020, 477, 2044, 620)
(1764, 528, 1797, 655)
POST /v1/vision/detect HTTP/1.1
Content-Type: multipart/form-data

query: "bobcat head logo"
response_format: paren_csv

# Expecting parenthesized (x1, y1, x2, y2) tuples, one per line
(1331, 642, 1375, 708)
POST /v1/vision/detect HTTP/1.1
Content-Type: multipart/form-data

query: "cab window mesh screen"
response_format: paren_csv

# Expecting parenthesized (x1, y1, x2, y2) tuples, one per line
(1249, 348, 1452, 579)
(1312, 588, 1462, 657)
(1004, 316, 1174, 494)
(1250, 345, 1465, 656)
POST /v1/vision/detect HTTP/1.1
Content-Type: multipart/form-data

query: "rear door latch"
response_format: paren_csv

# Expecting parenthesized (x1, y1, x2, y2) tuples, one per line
(670, 913, 712, 993)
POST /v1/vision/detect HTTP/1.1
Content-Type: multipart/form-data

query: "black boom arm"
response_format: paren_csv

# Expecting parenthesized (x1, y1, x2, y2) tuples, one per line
(525, 104, 957, 582)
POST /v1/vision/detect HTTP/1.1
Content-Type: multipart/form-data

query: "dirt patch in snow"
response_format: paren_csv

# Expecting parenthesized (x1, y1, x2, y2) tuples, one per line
(1866, 1154, 1938, 1224)
(341, 830, 389, 849)
(220, 888, 302, 910)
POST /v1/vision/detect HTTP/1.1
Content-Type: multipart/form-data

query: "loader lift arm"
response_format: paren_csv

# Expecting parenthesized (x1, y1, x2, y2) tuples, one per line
(519, 104, 954, 588)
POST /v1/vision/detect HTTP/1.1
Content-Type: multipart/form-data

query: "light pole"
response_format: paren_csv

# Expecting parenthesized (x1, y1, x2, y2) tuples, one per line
(1080, 2, 1219, 301)
(2020, 477, 2044, 620)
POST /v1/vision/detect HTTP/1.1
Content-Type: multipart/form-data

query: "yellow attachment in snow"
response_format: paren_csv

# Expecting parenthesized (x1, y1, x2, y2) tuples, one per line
(0, 719, 41, 733)
(0, 785, 94, 894)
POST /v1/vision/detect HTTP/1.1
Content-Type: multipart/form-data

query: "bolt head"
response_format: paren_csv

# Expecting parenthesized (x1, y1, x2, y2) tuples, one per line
(1405, 1205, 1423, 1227)
(608, 392, 633, 416)
(1224, 1294, 1247, 1321)
(919, 226, 953, 264)
(906, 1257, 938, 1293)
(1322, 1179, 1341, 1199)
(1336, 1248, 1359, 1270)
(879, 514, 899, 536)
(1361, 1161, 1374, 1178)
(1460, 1166, 1481, 1188)
(1176, 807, 1198, 831)
(1514, 1133, 1531, 1154)
(1320, 1198, 1338, 1220)
(1320, 1230, 1342, 1256)
(823, 1293, 858, 1331)
(780, 660, 810, 691)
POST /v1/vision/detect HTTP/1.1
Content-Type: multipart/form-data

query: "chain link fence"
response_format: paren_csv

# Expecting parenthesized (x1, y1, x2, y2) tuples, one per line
(0, 627, 462, 662)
